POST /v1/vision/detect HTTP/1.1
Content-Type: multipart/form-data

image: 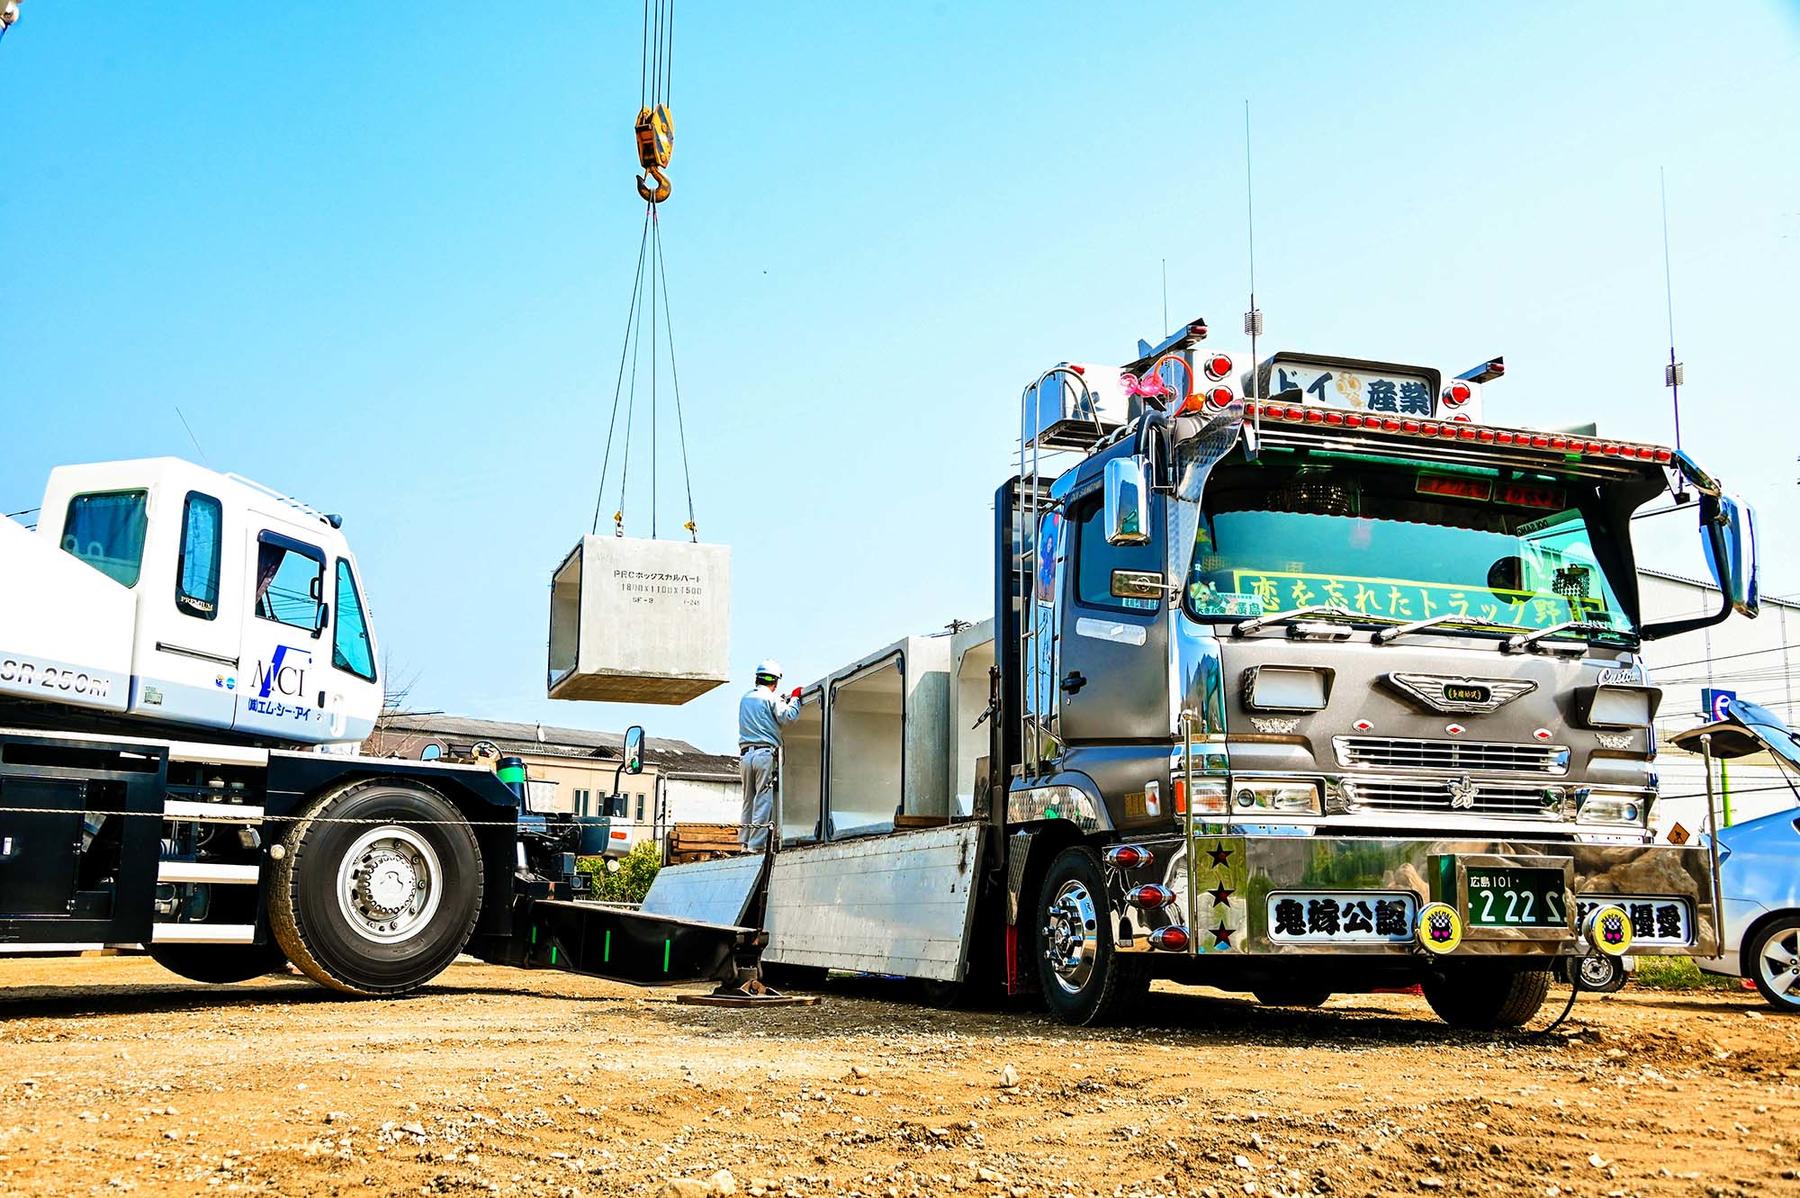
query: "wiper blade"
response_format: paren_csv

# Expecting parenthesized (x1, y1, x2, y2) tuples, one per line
(1231, 604, 1356, 637)
(1503, 621, 1619, 655)
(1371, 612, 1520, 645)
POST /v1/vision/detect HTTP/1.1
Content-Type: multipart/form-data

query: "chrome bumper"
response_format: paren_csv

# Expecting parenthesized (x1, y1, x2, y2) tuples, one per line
(1111, 833, 1717, 958)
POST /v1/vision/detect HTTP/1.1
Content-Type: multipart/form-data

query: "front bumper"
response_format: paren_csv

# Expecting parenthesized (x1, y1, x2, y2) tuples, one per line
(1110, 833, 1717, 958)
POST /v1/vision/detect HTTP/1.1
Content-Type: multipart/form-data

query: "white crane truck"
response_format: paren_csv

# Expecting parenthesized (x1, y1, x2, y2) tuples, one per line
(649, 320, 1763, 1029)
(0, 459, 760, 993)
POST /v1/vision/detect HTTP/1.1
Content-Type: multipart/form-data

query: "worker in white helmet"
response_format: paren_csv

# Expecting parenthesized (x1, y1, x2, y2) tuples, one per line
(738, 659, 801, 852)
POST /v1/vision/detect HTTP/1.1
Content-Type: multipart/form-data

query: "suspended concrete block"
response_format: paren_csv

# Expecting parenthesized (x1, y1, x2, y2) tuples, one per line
(547, 536, 731, 705)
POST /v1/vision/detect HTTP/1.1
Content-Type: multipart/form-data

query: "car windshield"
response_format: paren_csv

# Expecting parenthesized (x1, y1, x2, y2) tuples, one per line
(1185, 458, 1636, 639)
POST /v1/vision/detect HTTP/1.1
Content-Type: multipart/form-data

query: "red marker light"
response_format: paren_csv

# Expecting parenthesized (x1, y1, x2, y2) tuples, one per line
(1304, 408, 1324, 423)
(1148, 926, 1191, 952)
(1205, 385, 1235, 410)
(1442, 381, 1473, 407)
(1105, 844, 1155, 869)
(1127, 884, 1177, 910)
(1324, 410, 1345, 426)
(1203, 353, 1234, 381)
(1652, 447, 1673, 463)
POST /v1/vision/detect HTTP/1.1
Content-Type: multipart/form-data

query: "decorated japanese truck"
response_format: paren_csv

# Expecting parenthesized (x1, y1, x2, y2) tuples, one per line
(985, 323, 1759, 1026)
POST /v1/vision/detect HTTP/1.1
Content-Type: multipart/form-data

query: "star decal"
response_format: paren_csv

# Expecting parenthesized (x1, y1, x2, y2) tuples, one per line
(1207, 845, 1233, 869)
(1211, 924, 1234, 949)
(1208, 883, 1234, 908)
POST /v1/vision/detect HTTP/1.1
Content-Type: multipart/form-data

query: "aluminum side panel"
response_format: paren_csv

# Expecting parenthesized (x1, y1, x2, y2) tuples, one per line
(763, 824, 984, 982)
(639, 854, 767, 927)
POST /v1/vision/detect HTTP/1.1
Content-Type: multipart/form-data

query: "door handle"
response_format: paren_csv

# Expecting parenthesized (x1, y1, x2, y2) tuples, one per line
(1060, 670, 1087, 695)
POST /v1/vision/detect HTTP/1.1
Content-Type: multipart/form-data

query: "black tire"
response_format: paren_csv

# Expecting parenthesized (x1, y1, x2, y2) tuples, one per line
(1572, 952, 1628, 994)
(758, 962, 829, 991)
(268, 780, 483, 996)
(1422, 963, 1552, 1029)
(146, 941, 289, 985)
(1252, 984, 1332, 1008)
(1745, 916, 1800, 1013)
(1035, 846, 1148, 1026)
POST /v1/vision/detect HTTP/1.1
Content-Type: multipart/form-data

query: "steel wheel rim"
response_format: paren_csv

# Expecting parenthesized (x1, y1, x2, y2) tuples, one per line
(335, 825, 443, 944)
(1576, 954, 1616, 989)
(1043, 879, 1099, 994)
(1758, 927, 1800, 1003)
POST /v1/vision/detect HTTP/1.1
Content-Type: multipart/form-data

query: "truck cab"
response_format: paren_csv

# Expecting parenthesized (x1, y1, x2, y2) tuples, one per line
(1000, 325, 1760, 1024)
(2, 458, 383, 746)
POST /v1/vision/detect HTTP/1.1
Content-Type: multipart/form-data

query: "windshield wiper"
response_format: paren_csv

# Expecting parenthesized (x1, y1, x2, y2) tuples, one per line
(1231, 604, 1356, 637)
(1371, 612, 1520, 645)
(1503, 621, 1619, 655)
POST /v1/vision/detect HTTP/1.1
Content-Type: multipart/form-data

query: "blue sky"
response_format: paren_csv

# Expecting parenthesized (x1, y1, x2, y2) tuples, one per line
(5, 3, 1797, 750)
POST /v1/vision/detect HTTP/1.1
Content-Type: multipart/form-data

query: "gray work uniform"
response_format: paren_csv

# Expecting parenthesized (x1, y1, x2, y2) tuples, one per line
(738, 686, 800, 851)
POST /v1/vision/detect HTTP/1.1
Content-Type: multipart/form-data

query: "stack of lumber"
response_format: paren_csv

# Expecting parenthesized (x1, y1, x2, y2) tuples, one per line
(665, 822, 743, 864)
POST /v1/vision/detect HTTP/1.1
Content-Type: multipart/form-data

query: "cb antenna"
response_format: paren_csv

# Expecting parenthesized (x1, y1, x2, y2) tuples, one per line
(1244, 100, 1264, 439)
(1660, 168, 1688, 502)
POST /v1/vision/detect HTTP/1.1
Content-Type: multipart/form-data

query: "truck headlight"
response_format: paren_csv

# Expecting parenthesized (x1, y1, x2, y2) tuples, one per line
(1575, 790, 1647, 825)
(1231, 779, 1322, 814)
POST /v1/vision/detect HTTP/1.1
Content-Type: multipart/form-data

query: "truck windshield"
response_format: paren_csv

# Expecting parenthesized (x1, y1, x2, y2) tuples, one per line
(1185, 458, 1635, 640)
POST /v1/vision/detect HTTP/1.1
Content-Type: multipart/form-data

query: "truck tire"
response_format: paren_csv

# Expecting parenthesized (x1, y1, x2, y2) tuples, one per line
(1422, 963, 1551, 1029)
(1746, 915, 1800, 1013)
(1572, 952, 1628, 994)
(1035, 846, 1148, 1026)
(268, 780, 483, 996)
(146, 942, 288, 985)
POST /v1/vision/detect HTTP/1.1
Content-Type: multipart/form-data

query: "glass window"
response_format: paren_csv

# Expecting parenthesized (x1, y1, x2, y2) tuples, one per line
(332, 560, 377, 681)
(420, 743, 443, 762)
(1073, 494, 1160, 613)
(254, 536, 325, 631)
(176, 492, 223, 619)
(635, 795, 645, 822)
(62, 491, 149, 587)
(573, 788, 591, 816)
(1186, 461, 1634, 640)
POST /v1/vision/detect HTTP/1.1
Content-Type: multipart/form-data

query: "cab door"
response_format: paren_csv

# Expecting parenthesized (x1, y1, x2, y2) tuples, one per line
(233, 527, 335, 742)
(134, 488, 239, 731)
(1054, 485, 1171, 745)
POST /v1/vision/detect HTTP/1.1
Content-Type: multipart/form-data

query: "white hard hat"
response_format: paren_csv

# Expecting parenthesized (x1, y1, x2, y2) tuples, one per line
(754, 659, 783, 680)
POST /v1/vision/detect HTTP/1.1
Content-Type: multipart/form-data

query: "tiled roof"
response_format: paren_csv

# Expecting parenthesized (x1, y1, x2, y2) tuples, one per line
(376, 713, 735, 773)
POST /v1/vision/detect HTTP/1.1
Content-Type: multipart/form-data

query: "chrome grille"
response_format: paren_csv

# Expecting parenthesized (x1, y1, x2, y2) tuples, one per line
(1334, 736, 1569, 776)
(1344, 778, 1563, 816)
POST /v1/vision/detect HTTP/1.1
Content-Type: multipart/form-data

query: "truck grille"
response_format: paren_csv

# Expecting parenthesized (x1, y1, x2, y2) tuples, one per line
(1344, 778, 1563, 817)
(1334, 736, 1569, 776)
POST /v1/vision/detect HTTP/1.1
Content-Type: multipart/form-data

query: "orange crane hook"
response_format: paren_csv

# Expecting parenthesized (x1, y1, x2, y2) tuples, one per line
(634, 104, 674, 204)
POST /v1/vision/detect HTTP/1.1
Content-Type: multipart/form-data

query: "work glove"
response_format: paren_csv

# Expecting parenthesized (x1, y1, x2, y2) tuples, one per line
(788, 687, 803, 702)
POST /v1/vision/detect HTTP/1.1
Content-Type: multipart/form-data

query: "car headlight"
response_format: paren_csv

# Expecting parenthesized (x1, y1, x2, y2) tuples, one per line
(1231, 779, 1322, 814)
(1576, 791, 1647, 825)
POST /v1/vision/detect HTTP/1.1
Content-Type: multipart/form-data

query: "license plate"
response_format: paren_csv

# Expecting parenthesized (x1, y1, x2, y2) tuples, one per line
(1466, 867, 1568, 927)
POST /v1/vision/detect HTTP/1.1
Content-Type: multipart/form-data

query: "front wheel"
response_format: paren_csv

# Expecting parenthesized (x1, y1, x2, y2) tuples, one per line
(1422, 963, 1551, 1029)
(268, 780, 483, 996)
(1747, 917, 1800, 1013)
(1035, 846, 1147, 1026)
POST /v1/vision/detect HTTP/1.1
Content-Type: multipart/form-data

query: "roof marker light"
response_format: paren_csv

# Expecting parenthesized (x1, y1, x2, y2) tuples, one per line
(1203, 353, 1234, 382)
(1443, 381, 1473, 407)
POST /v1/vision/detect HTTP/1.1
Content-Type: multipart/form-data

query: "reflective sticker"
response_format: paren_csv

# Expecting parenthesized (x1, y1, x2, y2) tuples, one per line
(1417, 901, 1464, 954)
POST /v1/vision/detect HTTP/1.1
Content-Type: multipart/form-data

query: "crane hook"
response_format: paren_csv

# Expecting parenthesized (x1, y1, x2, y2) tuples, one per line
(634, 104, 674, 204)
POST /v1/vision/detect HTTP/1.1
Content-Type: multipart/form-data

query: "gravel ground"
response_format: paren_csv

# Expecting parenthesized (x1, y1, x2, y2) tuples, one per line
(1, 956, 1797, 1198)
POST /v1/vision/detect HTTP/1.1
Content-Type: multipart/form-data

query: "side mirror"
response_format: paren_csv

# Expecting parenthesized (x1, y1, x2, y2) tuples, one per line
(1704, 494, 1759, 617)
(623, 724, 645, 775)
(1103, 455, 1151, 546)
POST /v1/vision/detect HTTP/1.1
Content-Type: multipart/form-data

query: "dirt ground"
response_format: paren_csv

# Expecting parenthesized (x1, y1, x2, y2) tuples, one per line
(1, 957, 1797, 1198)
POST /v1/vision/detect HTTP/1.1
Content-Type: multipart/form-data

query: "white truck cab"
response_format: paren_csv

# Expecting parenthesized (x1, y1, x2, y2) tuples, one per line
(2, 458, 382, 746)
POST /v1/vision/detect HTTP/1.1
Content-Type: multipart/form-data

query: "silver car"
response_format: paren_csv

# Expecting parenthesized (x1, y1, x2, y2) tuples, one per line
(1673, 698, 1800, 1012)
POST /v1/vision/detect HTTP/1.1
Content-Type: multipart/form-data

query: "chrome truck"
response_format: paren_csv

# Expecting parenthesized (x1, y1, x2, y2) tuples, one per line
(702, 319, 1762, 1030)
(993, 322, 1760, 1025)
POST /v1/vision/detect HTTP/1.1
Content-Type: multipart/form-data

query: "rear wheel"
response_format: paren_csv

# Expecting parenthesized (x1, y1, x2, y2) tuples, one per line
(1747, 917, 1800, 1013)
(1035, 846, 1148, 1026)
(269, 780, 482, 996)
(1422, 963, 1551, 1029)
(146, 941, 288, 985)
(1573, 952, 1628, 994)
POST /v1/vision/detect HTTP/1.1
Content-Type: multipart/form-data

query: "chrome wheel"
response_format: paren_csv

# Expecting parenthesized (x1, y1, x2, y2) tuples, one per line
(335, 826, 443, 944)
(1576, 952, 1623, 992)
(1043, 879, 1099, 995)
(1757, 926, 1800, 1006)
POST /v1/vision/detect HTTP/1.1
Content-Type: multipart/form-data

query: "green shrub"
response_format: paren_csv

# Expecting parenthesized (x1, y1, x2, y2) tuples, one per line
(1632, 955, 1739, 991)
(576, 839, 662, 904)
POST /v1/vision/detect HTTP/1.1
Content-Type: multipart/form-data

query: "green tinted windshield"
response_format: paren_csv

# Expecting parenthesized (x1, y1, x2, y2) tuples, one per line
(1186, 458, 1634, 637)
